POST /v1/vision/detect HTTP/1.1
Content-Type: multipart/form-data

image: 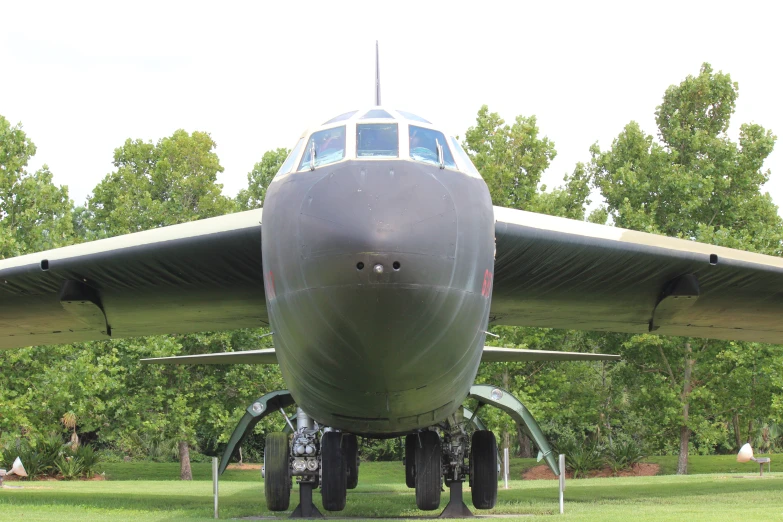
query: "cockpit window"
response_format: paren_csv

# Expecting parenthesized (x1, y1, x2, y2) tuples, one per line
(409, 125, 456, 169)
(324, 111, 358, 124)
(298, 126, 346, 171)
(276, 138, 305, 176)
(357, 123, 398, 158)
(361, 109, 394, 119)
(448, 136, 482, 178)
(396, 110, 431, 124)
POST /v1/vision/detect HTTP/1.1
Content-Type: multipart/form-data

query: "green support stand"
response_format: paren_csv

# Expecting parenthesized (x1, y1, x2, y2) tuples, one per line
(468, 384, 560, 476)
(219, 390, 295, 475)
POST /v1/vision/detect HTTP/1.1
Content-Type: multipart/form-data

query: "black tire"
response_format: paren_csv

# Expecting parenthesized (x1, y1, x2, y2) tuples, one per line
(321, 431, 347, 511)
(405, 434, 416, 488)
(343, 433, 359, 489)
(470, 430, 498, 509)
(264, 432, 291, 511)
(414, 430, 442, 510)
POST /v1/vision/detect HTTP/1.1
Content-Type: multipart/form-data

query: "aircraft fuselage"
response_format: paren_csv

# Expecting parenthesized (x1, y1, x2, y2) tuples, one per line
(262, 159, 494, 435)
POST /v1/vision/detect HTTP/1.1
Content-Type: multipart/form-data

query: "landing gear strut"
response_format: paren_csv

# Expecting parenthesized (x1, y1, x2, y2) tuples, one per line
(290, 408, 323, 518)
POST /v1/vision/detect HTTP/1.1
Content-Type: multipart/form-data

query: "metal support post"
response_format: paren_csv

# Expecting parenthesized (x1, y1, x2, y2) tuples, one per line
(212, 457, 219, 519)
(503, 447, 509, 489)
(291, 482, 323, 518)
(439, 481, 474, 518)
(559, 454, 565, 514)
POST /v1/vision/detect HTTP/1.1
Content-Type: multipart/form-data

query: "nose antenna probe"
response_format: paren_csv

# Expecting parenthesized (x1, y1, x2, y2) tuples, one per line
(375, 40, 381, 106)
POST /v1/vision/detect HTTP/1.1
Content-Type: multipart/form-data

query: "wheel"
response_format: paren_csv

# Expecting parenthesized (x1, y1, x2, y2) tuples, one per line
(414, 430, 442, 510)
(264, 432, 291, 511)
(343, 433, 359, 489)
(321, 431, 347, 511)
(405, 434, 416, 488)
(470, 430, 498, 509)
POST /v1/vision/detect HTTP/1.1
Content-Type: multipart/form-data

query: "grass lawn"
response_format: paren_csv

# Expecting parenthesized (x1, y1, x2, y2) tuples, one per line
(0, 459, 781, 521)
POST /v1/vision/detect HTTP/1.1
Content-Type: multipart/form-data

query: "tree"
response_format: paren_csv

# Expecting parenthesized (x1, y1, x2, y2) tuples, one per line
(590, 63, 782, 474)
(81, 129, 237, 478)
(84, 130, 233, 238)
(236, 148, 289, 210)
(0, 115, 73, 257)
(463, 105, 592, 220)
(0, 115, 76, 445)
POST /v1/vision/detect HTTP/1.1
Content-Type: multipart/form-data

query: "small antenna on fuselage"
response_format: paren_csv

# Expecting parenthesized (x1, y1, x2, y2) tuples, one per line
(375, 40, 381, 106)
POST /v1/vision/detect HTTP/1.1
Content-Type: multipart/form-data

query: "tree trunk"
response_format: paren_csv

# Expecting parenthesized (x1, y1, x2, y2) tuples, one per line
(677, 343, 694, 475)
(517, 427, 532, 458)
(732, 412, 742, 450)
(179, 441, 192, 480)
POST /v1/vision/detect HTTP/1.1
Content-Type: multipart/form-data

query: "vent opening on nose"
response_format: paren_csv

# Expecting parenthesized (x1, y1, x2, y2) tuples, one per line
(393, 261, 401, 270)
(356, 262, 365, 270)
(709, 254, 718, 265)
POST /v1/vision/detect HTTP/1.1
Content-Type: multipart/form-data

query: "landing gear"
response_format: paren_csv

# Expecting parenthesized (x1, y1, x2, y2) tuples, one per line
(264, 432, 291, 511)
(343, 433, 359, 490)
(402, 387, 559, 518)
(470, 430, 498, 509)
(321, 431, 347, 511)
(220, 393, 368, 517)
(415, 431, 442, 510)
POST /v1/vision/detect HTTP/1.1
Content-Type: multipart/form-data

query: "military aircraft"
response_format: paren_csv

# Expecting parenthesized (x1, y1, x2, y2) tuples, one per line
(2, 45, 783, 517)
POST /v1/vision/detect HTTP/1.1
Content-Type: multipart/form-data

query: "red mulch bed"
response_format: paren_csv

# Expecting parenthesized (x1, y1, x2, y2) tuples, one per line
(523, 462, 660, 480)
(226, 463, 262, 470)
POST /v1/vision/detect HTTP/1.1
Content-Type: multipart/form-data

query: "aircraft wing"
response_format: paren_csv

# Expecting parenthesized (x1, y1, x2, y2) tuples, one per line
(481, 347, 619, 362)
(490, 206, 783, 344)
(0, 209, 267, 350)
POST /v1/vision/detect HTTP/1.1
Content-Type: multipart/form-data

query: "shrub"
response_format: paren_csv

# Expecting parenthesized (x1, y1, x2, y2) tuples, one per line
(55, 455, 84, 480)
(36, 432, 67, 469)
(606, 439, 647, 475)
(559, 440, 604, 479)
(1, 436, 102, 480)
(15, 442, 52, 480)
(73, 445, 101, 478)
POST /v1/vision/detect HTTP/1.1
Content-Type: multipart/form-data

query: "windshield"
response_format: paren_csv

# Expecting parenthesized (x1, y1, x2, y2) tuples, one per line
(409, 125, 455, 169)
(276, 138, 305, 176)
(448, 136, 481, 178)
(298, 126, 346, 171)
(357, 123, 398, 157)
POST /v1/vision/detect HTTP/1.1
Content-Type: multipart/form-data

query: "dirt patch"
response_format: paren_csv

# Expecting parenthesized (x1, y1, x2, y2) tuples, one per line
(522, 462, 660, 480)
(227, 463, 262, 470)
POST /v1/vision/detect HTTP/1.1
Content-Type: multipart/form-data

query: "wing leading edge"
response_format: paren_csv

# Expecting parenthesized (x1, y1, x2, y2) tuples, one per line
(491, 206, 783, 344)
(139, 346, 617, 365)
(140, 348, 278, 365)
(0, 209, 267, 350)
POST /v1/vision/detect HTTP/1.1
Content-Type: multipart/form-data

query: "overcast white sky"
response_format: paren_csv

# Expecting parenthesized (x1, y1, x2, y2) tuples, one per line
(1, 0, 781, 214)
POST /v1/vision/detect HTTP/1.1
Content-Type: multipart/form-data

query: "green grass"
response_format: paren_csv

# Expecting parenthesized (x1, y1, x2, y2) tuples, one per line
(0, 459, 781, 520)
(506, 454, 776, 477)
(645, 453, 774, 475)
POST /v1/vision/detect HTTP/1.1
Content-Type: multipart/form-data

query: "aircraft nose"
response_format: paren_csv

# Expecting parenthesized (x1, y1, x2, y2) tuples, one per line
(264, 159, 494, 429)
(297, 161, 457, 289)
